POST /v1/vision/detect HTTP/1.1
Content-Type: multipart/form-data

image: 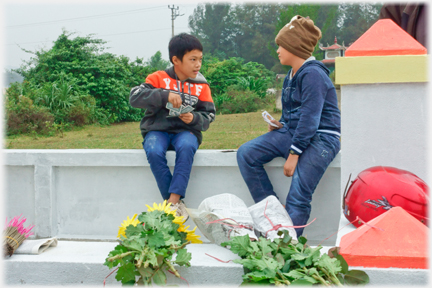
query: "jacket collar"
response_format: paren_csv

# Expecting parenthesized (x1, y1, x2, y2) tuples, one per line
(165, 66, 209, 85)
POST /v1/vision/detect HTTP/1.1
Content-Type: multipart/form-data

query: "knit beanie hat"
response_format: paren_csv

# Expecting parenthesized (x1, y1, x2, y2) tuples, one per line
(275, 15, 322, 60)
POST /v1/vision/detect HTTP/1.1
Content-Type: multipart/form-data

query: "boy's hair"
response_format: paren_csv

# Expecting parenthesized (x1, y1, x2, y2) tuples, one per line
(168, 33, 203, 64)
(275, 15, 322, 60)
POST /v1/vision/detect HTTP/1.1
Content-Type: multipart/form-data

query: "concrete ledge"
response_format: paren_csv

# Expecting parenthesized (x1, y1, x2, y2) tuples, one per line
(4, 241, 244, 286)
(4, 150, 341, 246)
(4, 149, 340, 167)
(4, 240, 427, 286)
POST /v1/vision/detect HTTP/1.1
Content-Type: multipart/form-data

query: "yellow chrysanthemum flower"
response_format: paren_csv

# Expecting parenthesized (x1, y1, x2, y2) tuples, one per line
(146, 200, 202, 244)
(179, 225, 202, 244)
(117, 214, 140, 238)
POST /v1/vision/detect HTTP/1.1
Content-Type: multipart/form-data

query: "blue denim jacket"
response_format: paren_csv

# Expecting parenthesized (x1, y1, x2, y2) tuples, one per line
(280, 58, 341, 155)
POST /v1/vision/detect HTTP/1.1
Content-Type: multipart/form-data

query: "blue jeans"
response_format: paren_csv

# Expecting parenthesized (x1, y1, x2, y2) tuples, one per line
(237, 126, 340, 236)
(143, 131, 199, 200)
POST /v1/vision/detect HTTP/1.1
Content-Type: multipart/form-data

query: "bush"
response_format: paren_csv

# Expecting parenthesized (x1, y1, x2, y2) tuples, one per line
(13, 30, 148, 123)
(216, 86, 274, 114)
(201, 57, 275, 96)
(6, 95, 55, 136)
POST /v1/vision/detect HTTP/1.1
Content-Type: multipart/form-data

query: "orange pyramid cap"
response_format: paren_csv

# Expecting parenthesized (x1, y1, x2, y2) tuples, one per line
(345, 19, 427, 56)
(339, 206, 428, 269)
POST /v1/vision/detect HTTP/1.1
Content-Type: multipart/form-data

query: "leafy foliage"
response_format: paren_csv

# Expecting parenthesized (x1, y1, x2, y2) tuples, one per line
(221, 231, 369, 286)
(201, 56, 275, 96)
(13, 30, 149, 123)
(5, 92, 55, 136)
(145, 51, 170, 71)
(189, 3, 382, 73)
(216, 86, 274, 115)
(104, 210, 193, 286)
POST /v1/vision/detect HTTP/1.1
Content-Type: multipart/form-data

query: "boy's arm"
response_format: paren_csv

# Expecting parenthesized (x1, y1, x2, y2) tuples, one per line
(290, 70, 327, 155)
(130, 72, 181, 111)
(184, 85, 216, 131)
(129, 83, 169, 112)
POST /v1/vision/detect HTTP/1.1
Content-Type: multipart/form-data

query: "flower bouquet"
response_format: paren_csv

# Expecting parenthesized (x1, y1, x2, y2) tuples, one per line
(104, 201, 202, 286)
(3, 214, 35, 257)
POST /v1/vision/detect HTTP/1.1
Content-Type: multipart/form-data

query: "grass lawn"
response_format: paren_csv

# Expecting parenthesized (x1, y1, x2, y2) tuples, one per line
(4, 110, 282, 150)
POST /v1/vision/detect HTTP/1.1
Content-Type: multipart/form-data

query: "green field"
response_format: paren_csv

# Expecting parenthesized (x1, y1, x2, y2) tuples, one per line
(5, 111, 282, 150)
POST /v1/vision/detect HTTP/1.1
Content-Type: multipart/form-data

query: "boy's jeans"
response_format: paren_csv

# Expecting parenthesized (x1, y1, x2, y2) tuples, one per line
(237, 126, 340, 236)
(143, 131, 199, 200)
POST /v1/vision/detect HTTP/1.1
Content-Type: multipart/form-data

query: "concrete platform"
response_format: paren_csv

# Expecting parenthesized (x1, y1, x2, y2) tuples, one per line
(3, 237, 429, 286)
(4, 241, 244, 286)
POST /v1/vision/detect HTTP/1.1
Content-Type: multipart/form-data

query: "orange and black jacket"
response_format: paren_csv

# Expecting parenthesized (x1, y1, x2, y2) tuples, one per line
(129, 66, 215, 145)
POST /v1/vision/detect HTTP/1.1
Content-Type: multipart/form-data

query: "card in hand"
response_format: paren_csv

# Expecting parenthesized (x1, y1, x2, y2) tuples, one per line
(262, 111, 279, 127)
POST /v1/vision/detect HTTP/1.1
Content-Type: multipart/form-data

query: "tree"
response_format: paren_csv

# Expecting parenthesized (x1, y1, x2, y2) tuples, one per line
(338, 3, 382, 45)
(146, 51, 170, 71)
(189, 3, 234, 57)
(188, 2, 381, 74)
(14, 30, 150, 122)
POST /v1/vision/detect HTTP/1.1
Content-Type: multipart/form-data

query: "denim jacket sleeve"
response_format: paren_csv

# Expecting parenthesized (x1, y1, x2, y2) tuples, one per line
(290, 69, 328, 154)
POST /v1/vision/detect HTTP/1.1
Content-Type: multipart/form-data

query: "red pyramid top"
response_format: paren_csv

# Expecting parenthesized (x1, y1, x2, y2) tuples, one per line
(345, 19, 427, 56)
(339, 206, 428, 268)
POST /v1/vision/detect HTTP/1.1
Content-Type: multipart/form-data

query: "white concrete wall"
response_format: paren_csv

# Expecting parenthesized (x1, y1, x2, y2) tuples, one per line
(340, 82, 428, 188)
(4, 149, 341, 245)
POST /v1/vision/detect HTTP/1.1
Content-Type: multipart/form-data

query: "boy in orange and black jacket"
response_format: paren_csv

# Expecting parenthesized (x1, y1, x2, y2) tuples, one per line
(129, 33, 215, 220)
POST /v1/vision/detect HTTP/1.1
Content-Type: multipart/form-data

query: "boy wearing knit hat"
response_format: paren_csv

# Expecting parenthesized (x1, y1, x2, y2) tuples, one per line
(237, 15, 341, 237)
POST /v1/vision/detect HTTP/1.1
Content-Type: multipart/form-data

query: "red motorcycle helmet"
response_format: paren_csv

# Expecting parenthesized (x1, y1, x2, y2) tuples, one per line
(343, 166, 429, 227)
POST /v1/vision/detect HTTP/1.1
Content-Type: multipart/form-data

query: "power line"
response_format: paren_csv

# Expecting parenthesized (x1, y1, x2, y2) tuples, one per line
(6, 27, 190, 46)
(6, 6, 167, 29)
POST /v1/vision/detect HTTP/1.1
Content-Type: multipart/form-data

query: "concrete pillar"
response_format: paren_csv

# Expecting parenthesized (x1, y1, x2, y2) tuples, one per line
(335, 19, 429, 192)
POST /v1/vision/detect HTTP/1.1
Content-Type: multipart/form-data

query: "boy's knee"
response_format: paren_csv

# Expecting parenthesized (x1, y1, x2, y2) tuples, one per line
(175, 140, 198, 156)
(236, 144, 246, 161)
(144, 145, 166, 160)
(237, 143, 253, 164)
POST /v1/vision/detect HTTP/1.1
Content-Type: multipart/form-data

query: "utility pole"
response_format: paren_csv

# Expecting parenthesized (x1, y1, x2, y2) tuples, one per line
(168, 5, 184, 38)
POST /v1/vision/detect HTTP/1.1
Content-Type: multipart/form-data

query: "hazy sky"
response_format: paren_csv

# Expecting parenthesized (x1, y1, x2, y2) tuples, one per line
(3, 0, 202, 70)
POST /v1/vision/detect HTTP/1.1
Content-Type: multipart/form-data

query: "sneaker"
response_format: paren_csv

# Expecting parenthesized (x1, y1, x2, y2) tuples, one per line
(170, 200, 189, 222)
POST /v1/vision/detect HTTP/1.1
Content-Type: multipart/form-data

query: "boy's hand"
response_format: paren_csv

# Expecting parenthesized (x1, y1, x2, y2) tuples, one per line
(284, 154, 299, 177)
(168, 92, 182, 108)
(179, 112, 194, 124)
(268, 120, 283, 132)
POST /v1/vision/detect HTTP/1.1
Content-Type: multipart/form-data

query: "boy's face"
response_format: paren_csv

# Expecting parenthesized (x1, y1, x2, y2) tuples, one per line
(172, 49, 203, 81)
(277, 45, 295, 66)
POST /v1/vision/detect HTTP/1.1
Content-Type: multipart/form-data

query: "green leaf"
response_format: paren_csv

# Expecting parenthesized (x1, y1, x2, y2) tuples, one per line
(291, 279, 315, 286)
(246, 270, 271, 282)
(257, 239, 273, 256)
(175, 249, 192, 267)
(123, 237, 146, 252)
(115, 262, 136, 284)
(253, 257, 281, 271)
(222, 235, 251, 257)
(336, 254, 349, 274)
(125, 224, 144, 238)
(291, 253, 309, 261)
(279, 247, 298, 258)
(145, 249, 159, 267)
(316, 254, 342, 275)
(148, 231, 165, 248)
(282, 232, 292, 244)
(275, 253, 285, 265)
(137, 266, 154, 278)
(344, 270, 370, 285)
(282, 259, 293, 273)
(298, 236, 308, 245)
(285, 269, 306, 280)
(139, 210, 164, 228)
(152, 269, 167, 286)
